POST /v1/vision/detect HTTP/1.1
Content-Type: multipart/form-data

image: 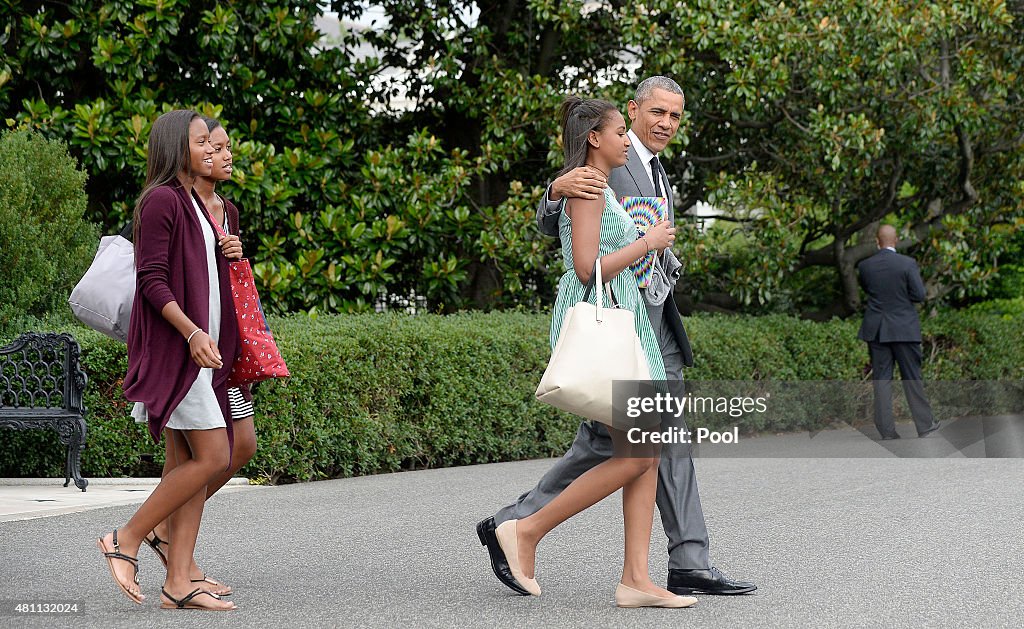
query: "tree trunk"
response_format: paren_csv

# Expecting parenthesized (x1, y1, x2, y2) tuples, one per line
(835, 235, 861, 314)
(461, 260, 502, 310)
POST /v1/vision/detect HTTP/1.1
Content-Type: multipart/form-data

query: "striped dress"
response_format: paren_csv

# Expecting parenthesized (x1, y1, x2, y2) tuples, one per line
(551, 187, 666, 382)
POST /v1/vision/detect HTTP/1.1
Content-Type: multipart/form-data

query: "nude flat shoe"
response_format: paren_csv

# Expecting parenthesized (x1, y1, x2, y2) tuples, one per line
(615, 583, 697, 608)
(494, 520, 541, 596)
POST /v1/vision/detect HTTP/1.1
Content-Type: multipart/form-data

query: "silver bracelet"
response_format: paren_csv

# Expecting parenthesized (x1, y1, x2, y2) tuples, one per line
(186, 328, 202, 344)
(640, 235, 651, 253)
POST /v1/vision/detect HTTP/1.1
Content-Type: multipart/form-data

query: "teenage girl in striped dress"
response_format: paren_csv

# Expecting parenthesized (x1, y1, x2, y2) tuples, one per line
(495, 97, 696, 608)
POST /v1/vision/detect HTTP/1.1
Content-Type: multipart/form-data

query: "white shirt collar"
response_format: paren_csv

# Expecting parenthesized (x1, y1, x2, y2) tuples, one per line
(628, 129, 657, 163)
(883, 246, 896, 252)
(628, 129, 659, 188)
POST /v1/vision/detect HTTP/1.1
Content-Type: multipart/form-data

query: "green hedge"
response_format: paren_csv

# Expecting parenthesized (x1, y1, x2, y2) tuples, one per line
(1, 310, 1021, 482)
(0, 130, 98, 330)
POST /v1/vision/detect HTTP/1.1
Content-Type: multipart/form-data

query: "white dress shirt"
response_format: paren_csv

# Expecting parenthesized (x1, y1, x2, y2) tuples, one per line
(628, 129, 663, 193)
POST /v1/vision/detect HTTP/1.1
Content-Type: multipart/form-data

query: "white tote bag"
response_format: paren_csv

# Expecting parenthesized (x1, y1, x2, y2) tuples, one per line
(536, 258, 651, 425)
(68, 227, 136, 342)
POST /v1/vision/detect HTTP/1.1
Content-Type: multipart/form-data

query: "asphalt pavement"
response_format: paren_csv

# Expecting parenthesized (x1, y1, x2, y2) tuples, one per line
(1, 425, 1022, 628)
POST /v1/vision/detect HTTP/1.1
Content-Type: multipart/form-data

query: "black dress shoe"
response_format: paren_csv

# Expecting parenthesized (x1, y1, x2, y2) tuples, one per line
(918, 422, 941, 437)
(668, 567, 756, 595)
(476, 517, 529, 595)
(880, 434, 901, 441)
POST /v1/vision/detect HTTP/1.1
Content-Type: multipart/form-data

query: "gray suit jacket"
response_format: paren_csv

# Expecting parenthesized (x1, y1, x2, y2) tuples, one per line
(857, 249, 927, 343)
(611, 143, 675, 222)
(537, 143, 694, 367)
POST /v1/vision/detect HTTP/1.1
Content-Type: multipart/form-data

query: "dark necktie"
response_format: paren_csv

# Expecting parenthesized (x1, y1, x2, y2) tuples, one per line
(650, 155, 665, 197)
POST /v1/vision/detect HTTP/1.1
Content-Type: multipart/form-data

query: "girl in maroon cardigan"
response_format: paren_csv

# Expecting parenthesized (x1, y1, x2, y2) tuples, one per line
(141, 117, 257, 598)
(96, 110, 239, 611)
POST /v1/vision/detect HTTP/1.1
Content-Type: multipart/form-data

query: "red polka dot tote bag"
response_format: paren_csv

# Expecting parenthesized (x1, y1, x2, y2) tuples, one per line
(202, 202, 290, 387)
(225, 258, 289, 387)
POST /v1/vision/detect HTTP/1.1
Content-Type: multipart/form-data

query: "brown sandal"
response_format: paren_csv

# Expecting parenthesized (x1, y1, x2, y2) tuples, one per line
(97, 529, 143, 604)
(192, 574, 233, 597)
(146, 531, 232, 596)
(144, 530, 169, 567)
(160, 587, 236, 611)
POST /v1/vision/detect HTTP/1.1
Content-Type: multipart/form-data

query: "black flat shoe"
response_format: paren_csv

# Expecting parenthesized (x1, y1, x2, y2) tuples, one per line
(918, 422, 941, 437)
(668, 567, 756, 595)
(476, 516, 529, 595)
(880, 434, 901, 441)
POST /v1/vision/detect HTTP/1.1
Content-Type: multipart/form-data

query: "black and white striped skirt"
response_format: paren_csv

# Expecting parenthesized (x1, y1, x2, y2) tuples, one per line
(228, 386, 255, 420)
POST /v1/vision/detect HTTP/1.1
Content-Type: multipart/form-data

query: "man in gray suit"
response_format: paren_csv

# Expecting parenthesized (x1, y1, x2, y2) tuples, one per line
(857, 224, 941, 439)
(476, 76, 755, 596)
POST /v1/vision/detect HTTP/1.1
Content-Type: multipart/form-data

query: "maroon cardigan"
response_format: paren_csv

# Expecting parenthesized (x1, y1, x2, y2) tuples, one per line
(123, 183, 239, 449)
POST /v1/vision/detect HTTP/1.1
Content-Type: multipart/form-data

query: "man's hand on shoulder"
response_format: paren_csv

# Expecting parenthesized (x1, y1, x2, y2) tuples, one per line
(550, 166, 607, 202)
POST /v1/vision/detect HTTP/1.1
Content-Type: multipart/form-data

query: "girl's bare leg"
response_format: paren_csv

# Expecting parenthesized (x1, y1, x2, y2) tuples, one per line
(514, 427, 659, 580)
(619, 454, 676, 596)
(159, 428, 235, 610)
(205, 416, 256, 496)
(98, 427, 230, 603)
(148, 417, 256, 592)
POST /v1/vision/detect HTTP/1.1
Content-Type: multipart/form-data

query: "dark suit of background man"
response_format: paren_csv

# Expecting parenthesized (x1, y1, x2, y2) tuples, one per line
(857, 224, 941, 440)
(476, 76, 755, 597)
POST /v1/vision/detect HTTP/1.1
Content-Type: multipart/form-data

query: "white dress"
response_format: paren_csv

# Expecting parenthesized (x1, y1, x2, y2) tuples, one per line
(132, 196, 226, 430)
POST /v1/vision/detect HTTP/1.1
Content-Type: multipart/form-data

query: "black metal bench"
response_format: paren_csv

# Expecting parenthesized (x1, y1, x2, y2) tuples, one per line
(0, 332, 88, 491)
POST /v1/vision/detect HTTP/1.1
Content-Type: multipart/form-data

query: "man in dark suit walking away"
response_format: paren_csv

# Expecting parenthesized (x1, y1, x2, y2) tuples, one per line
(857, 224, 941, 440)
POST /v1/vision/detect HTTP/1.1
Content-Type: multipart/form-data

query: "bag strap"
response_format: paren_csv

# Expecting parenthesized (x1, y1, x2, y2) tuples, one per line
(194, 192, 229, 240)
(580, 259, 620, 322)
(580, 259, 601, 304)
(217, 193, 237, 236)
(118, 221, 134, 241)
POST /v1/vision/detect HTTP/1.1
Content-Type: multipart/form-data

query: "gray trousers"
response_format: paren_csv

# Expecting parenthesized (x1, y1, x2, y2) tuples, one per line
(495, 347, 711, 570)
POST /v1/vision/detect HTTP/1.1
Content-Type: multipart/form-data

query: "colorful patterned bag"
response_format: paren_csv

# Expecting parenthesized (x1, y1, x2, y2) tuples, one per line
(621, 196, 668, 288)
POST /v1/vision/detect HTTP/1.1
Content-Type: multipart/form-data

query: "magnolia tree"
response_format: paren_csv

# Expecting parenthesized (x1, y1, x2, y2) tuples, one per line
(3, 0, 1021, 315)
(643, 0, 1024, 315)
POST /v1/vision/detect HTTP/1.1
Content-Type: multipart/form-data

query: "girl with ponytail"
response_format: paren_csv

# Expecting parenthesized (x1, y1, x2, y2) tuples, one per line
(493, 97, 693, 608)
